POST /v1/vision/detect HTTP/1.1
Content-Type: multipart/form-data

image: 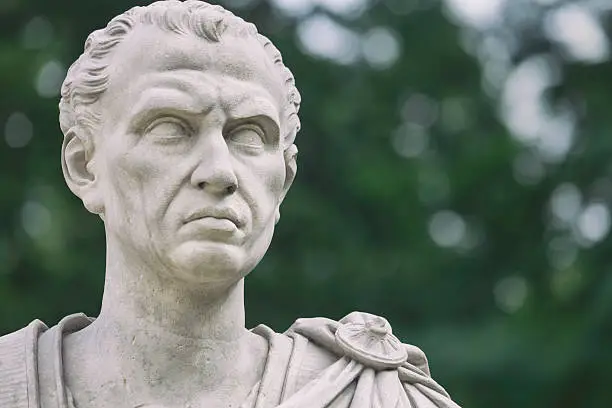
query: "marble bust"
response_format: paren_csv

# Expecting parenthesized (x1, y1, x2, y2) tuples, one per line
(0, 1, 460, 407)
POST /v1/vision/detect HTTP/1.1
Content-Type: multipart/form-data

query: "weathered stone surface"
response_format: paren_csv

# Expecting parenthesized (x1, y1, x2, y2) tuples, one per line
(0, 2, 460, 407)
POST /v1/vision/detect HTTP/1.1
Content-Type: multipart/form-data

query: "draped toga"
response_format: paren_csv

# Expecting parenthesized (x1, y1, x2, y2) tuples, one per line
(0, 312, 460, 408)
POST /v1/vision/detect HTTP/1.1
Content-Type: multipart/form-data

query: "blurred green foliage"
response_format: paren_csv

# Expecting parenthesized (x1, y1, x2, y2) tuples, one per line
(2, 0, 612, 406)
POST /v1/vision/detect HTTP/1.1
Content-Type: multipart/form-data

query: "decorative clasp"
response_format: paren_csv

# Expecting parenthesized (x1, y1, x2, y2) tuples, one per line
(335, 312, 408, 370)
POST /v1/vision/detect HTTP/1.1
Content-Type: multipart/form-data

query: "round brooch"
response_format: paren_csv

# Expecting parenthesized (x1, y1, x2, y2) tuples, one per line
(335, 312, 408, 370)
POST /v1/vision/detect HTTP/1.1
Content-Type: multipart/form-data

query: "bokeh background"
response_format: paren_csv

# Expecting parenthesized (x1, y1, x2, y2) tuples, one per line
(2, 0, 612, 406)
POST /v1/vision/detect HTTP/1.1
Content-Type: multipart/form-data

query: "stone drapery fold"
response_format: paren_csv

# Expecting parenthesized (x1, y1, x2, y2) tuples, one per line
(0, 312, 460, 408)
(274, 312, 461, 408)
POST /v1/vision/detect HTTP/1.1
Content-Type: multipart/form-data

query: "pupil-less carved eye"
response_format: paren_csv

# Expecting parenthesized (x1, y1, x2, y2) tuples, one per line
(228, 125, 265, 148)
(146, 119, 189, 138)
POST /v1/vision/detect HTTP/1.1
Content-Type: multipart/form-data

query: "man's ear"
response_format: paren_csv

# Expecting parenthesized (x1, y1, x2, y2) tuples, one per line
(61, 129, 104, 215)
(275, 144, 298, 224)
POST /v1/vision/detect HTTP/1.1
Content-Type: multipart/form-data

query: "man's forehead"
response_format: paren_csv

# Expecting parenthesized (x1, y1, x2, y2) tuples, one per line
(105, 25, 285, 107)
(121, 72, 282, 124)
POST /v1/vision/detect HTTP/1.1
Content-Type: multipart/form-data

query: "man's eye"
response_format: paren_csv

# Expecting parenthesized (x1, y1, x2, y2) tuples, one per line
(145, 119, 190, 141)
(227, 125, 265, 149)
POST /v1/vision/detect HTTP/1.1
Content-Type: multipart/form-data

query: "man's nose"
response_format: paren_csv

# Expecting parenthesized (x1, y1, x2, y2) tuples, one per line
(190, 132, 238, 196)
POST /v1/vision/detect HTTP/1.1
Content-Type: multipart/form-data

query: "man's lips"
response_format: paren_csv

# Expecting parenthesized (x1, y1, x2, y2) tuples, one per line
(184, 208, 244, 228)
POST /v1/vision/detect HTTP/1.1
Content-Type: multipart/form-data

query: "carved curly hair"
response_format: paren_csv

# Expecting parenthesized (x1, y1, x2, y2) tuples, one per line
(59, 0, 301, 159)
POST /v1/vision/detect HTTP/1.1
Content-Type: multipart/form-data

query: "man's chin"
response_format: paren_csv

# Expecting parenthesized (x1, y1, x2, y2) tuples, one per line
(165, 241, 251, 285)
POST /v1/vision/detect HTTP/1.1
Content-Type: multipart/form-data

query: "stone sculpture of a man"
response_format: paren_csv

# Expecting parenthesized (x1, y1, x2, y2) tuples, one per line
(0, 1, 460, 407)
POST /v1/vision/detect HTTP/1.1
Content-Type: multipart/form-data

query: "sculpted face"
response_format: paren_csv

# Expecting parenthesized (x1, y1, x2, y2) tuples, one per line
(87, 26, 291, 286)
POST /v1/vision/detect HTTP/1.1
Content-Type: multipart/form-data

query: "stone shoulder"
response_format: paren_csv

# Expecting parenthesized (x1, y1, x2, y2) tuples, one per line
(0, 325, 30, 408)
(0, 320, 48, 408)
(290, 330, 339, 391)
(284, 311, 431, 387)
(283, 312, 460, 407)
(287, 311, 430, 372)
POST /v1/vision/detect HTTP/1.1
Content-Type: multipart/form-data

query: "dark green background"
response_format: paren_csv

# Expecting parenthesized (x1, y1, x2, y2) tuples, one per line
(2, 0, 612, 406)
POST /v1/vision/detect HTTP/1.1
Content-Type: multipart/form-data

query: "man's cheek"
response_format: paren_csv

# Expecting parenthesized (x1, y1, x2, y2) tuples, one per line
(265, 161, 286, 194)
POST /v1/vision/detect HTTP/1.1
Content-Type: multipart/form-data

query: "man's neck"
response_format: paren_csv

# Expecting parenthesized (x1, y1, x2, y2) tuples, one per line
(62, 240, 267, 407)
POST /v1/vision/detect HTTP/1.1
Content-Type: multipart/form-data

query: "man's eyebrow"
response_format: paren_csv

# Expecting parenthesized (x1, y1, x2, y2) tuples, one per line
(225, 94, 281, 123)
(128, 88, 214, 120)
